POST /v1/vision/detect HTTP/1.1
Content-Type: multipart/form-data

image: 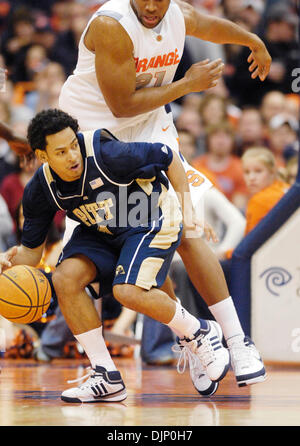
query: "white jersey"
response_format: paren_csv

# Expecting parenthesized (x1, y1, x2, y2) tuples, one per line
(59, 0, 186, 133)
(59, 0, 212, 245)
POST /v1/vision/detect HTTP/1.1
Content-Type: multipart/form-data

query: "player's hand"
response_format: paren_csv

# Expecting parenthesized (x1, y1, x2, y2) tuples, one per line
(183, 207, 219, 242)
(184, 58, 225, 92)
(247, 37, 272, 81)
(0, 247, 18, 274)
(201, 220, 219, 243)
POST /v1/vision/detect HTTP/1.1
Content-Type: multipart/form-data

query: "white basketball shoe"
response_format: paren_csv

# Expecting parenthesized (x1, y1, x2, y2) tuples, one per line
(61, 366, 127, 403)
(227, 335, 266, 387)
(175, 319, 230, 389)
(173, 340, 219, 396)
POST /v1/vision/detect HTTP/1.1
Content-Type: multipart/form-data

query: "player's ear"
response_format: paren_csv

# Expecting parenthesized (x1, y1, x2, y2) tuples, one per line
(35, 149, 48, 164)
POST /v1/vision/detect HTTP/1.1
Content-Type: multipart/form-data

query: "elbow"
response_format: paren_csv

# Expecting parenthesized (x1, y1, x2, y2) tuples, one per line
(108, 99, 138, 118)
(110, 107, 134, 119)
(111, 109, 127, 118)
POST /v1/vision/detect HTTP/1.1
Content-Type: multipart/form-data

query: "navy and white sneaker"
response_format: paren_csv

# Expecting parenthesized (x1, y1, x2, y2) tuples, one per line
(173, 340, 219, 396)
(61, 366, 127, 403)
(180, 319, 230, 383)
(227, 335, 266, 387)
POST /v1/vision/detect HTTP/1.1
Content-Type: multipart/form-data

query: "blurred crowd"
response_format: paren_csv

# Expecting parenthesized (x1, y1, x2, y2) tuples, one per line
(0, 0, 299, 361)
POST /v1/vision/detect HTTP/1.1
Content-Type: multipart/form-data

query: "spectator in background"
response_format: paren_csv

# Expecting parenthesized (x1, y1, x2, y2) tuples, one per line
(261, 3, 299, 94)
(283, 156, 298, 185)
(241, 147, 290, 235)
(0, 104, 37, 224)
(224, 2, 298, 107)
(0, 154, 40, 225)
(236, 106, 266, 155)
(267, 114, 299, 167)
(25, 61, 66, 112)
(193, 121, 248, 209)
(177, 128, 198, 165)
(1, 9, 36, 83)
(22, 44, 49, 81)
(50, 2, 92, 76)
(221, 0, 244, 20)
(222, 1, 265, 106)
(284, 94, 300, 122)
(239, 0, 264, 32)
(185, 0, 225, 68)
(33, 12, 56, 51)
(222, 146, 291, 287)
(177, 128, 219, 185)
(175, 108, 204, 155)
(260, 90, 287, 126)
(198, 93, 229, 128)
(0, 101, 18, 183)
(0, 193, 14, 251)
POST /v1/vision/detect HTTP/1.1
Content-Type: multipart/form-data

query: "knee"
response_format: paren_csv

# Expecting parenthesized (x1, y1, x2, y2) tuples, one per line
(113, 284, 139, 308)
(52, 270, 86, 302)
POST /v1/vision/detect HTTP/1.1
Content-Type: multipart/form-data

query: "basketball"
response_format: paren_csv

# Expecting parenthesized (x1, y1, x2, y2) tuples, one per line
(0, 265, 52, 324)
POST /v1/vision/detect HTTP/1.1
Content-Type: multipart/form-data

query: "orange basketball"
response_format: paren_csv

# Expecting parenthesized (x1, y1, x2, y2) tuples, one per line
(0, 265, 52, 324)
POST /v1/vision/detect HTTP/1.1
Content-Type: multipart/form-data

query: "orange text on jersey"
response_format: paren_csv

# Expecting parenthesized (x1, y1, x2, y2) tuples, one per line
(134, 48, 181, 73)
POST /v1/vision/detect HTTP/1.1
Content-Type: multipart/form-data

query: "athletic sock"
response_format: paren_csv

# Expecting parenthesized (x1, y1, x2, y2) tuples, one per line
(75, 326, 117, 371)
(208, 296, 244, 341)
(167, 301, 200, 339)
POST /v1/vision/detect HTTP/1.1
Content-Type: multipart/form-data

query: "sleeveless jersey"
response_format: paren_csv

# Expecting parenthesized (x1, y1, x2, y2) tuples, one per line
(59, 0, 186, 132)
(29, 130, 180, 240)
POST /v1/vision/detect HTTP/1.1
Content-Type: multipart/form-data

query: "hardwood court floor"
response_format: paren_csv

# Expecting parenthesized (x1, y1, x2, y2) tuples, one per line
(0, 357, 300, 426)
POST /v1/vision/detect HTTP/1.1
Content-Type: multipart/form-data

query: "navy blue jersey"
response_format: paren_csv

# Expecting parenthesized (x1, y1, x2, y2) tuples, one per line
(22, 129, 174, 248)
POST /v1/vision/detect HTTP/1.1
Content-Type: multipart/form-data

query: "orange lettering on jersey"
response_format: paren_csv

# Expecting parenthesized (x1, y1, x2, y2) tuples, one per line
(137, 58, 148, 73)
(186, 170, 205, 187)
(165, 52, 175, 66)
(153, 54, 167, 68)
(147, 57, 156, 70)
(135, 49, 181, 73)
(174, 48, 180, 65)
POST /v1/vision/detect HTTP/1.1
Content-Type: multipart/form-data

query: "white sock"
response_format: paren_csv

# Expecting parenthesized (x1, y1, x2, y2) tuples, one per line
(75, 326, 117, 371)
(171, 297, 185, 338)
(209, 296, 244, 341)
(167, 301, 200, 339)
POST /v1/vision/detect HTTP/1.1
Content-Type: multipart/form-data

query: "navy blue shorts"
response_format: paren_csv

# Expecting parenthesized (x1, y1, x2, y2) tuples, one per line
(57, 220, 182, 298)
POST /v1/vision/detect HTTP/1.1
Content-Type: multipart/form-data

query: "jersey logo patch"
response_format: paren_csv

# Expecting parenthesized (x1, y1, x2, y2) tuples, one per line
(89, 177, 104, 190)
(115, 265, 125, 276)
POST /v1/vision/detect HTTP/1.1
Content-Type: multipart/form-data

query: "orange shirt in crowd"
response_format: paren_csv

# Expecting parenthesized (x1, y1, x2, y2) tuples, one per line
(245, 179, 290, 235)
(225, 179, 290, 259)
(192, 154, 247, 201)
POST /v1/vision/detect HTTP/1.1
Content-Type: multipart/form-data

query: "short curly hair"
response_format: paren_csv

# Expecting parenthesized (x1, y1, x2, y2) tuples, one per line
(27, 108, 79, 152)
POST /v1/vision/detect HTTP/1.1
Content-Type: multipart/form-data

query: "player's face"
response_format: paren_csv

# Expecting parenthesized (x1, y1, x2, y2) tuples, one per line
(243, 158, 275, 196)
(38, 127, 84, 182)
(130, 0, 170, 28)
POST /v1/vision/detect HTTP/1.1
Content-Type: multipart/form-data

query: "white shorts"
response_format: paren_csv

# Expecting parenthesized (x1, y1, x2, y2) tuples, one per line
(63, 106, 212, 246)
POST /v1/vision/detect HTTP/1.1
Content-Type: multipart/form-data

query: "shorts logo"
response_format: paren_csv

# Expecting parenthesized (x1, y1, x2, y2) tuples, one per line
(161, 145, 168, 154)
(115, 265, 125, 276)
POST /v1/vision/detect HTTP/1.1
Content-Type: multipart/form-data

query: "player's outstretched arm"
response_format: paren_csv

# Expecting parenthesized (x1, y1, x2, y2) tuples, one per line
(0, 120, 31, 156)
(86, 17, 224, 118)
(0, 244, 45, 274)
(177, 0, 272, 81)
(166, 151, 218, 242)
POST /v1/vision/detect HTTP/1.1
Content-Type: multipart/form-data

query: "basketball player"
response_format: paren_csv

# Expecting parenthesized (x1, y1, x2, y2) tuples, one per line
(0, 108, 231, 403)
(58, 0, 270, 391)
